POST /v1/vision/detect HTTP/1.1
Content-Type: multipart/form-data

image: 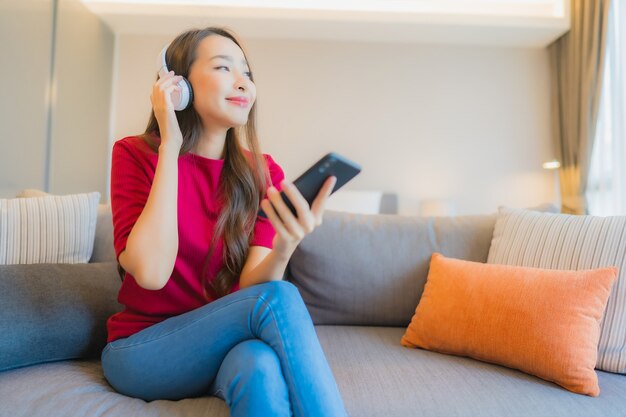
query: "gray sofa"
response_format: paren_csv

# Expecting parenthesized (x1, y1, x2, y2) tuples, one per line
(1, 205, 625, 417)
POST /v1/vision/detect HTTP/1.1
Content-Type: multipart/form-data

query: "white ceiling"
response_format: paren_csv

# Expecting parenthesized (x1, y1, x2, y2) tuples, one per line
(81, 0, 570, 47)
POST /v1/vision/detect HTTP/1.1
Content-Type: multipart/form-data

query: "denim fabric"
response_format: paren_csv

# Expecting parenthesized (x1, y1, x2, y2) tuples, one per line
(101, 281, 348, 417)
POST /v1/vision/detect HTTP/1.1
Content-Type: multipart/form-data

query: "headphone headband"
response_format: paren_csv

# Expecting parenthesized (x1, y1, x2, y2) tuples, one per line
(156, 43, 193, 111)
(158, 44, 169, 77)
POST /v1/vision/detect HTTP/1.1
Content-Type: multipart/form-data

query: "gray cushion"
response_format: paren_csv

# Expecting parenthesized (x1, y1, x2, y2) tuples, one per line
(0, 326, 623, 417)
(287, 210, 498, 326)
(90, 204, 116, 263)
(0, 262, 123, 372)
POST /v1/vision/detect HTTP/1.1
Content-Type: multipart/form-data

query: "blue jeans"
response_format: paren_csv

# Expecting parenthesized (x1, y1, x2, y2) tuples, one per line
(101, 281, 348, 417)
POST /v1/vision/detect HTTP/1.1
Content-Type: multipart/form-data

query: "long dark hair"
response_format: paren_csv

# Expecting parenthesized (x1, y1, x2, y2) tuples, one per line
(122, 27, 269, 300)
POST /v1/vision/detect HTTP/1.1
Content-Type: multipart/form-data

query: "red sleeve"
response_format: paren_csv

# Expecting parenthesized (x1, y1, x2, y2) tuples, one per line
(110, 138, 153, 262)
(250, 154, 285, 249)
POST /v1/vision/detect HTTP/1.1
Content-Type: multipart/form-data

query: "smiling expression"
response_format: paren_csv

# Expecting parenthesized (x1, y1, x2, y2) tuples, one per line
(187, 35, 257, 130)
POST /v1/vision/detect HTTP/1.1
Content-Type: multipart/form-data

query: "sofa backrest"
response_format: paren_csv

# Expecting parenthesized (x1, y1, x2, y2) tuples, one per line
(92, 202, 557, 326)
(286, 210, 498, 326)
(90, 194, 399, 264)
(90, 204, 116, 263)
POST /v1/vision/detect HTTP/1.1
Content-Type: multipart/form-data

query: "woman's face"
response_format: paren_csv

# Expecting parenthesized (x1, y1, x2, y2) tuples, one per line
(188, 35, 256, 130)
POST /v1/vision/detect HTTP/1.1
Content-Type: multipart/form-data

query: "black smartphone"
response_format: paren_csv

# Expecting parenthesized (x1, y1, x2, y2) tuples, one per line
(258, 152, 362, 219)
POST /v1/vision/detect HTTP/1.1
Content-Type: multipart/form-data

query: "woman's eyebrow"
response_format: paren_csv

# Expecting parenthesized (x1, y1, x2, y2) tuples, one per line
(209, 55, 249, 68)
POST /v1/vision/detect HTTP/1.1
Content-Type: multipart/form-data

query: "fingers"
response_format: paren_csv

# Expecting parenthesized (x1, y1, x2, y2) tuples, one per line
(310, 176, 337, 223)
(266, 186, 306, 240)
(157, 71, 182, 87)
(156, 75, 183, 95)
(151, 84, 181, 102)
(260, 199, 290, 238)
(262, 176, 336, 244)
(153, 72, 182, 96)
(280, 180, 316, 234)
(151, 71, 183, 110)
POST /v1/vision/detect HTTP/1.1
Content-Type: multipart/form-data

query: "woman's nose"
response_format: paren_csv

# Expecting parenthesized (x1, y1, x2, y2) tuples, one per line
(234, 72, 249, 90)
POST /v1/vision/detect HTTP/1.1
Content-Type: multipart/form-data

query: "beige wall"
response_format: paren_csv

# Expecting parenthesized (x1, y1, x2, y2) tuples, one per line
(0, 0, 113, 202)
(111, 33, 556, 215)
(48, 0, 114, 198)
(0, 0, 53, 198)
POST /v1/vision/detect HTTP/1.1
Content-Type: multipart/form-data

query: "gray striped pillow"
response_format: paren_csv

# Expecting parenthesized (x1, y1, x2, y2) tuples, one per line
(0, 192, 100, 264)
(487, 206, 626, 374)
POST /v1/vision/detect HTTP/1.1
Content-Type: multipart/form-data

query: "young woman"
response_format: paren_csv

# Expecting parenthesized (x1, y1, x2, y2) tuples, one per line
(101, 27, 348, 417)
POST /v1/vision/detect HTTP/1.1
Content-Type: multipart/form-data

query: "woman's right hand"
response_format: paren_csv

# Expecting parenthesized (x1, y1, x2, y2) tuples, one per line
(150, 70, 184, 150)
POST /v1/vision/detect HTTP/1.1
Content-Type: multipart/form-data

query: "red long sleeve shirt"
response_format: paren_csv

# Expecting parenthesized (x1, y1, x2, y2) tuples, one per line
(106, 135, 284, 343)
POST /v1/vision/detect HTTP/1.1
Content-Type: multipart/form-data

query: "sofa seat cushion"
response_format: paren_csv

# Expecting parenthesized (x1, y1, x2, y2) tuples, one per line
(0, 360, 229, 417)
(1, 326, 624, 417)
(318, 326, 626, 417)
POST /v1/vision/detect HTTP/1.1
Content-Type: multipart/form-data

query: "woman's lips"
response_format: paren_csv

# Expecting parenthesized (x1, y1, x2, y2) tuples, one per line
(226, 98, 249, 107)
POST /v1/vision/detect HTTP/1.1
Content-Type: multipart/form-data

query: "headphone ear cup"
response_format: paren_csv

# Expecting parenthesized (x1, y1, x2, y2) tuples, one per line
(174, 77, 193, 111)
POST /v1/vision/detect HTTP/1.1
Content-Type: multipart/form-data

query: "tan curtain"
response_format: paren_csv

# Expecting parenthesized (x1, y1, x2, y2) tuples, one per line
(548, 0, 611, 214)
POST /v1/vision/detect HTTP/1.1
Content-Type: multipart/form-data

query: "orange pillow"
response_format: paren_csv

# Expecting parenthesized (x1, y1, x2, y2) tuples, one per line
(401, 253, 617, 396)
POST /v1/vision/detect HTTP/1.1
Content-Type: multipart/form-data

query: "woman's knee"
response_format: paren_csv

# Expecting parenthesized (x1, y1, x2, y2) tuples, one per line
(260, 280, 303, 306)
(215, 340, 291, 415)
(243, 281, 313, 335)
(224, 340, 285, 385)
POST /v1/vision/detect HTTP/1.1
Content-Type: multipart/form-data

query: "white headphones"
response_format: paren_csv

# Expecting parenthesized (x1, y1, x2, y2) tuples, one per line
(158, 44, 194, 111)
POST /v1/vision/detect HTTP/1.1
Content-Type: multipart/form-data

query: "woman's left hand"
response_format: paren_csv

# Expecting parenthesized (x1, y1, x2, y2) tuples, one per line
(261, 176, 337, 259)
